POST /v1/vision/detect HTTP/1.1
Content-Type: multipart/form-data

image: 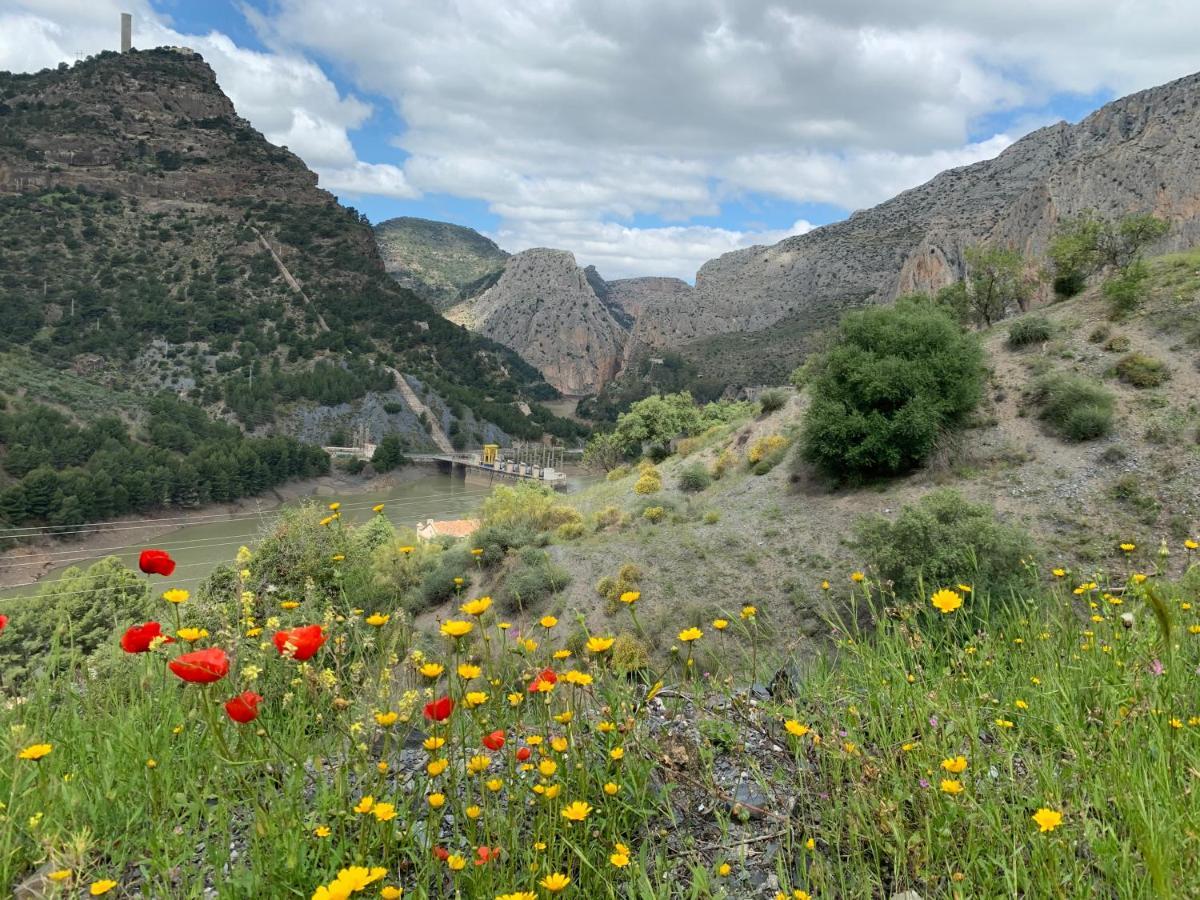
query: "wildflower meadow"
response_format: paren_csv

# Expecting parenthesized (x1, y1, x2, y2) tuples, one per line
(2, 505, 1199, 898)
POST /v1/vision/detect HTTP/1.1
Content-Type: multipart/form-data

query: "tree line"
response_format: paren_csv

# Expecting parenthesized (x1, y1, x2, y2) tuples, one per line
(0, 395, 328, 540)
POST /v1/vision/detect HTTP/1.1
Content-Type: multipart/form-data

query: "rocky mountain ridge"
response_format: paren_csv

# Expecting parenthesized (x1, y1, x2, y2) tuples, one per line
(0, 48, 576, 447)
(418, 69, 1200, 394)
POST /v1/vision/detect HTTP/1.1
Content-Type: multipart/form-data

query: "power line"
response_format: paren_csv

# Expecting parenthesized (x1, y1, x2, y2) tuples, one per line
(0, 500, 494, 596)
(0, 491, 493, 571)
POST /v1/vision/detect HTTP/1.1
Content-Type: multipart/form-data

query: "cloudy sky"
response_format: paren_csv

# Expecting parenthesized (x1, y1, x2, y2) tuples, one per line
(3, 1, 1197, 279)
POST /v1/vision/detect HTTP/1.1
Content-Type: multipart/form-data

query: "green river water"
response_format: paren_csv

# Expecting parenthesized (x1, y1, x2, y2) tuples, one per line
(0, 472, 535, 601)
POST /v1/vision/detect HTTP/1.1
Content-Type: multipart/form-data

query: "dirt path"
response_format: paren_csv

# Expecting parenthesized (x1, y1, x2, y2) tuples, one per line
(250, 225, 331, 333)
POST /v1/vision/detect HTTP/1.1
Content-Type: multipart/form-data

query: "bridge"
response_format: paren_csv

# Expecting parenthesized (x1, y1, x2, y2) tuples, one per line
(409, 449, 567, 490)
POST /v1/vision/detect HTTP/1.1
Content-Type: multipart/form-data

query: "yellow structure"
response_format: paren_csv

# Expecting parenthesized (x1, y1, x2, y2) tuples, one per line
(481, 444, 500, 465)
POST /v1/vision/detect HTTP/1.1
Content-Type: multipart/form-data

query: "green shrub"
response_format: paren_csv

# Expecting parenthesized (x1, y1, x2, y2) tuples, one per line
(556, 521, 585, 540)
(801, 302, 985, 480)
(1103, 259, 1149, 317)
(678, 463, 712, 493)
(1088, 325, 1110, 344)
(593, 506, 622, 530)
(0, 557, 152, 688)
(854, 489, 1035, 606)
(710, 449, 736, 480)
(606, 464, 631, 482)
(703, 510, 720, 525)
(1006, 315, 1053, 349)
(1115, 352, 1170, 388)
(758, 389, 787, 414)
(481, 483, 581, 532)
(416, 547, 472, 610)
(500, 548, 571, 612)
(1029, 372, 1115, 441)
(596, 564, 642, 604)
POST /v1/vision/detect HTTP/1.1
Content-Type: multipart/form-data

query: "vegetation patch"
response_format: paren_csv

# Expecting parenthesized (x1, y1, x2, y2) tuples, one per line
(1114, 352, 1170, 388)
(1028, 372, 1115, 441)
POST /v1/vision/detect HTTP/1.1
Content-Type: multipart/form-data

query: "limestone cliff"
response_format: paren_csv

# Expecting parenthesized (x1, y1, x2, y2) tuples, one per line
(446, 249, 628, 395)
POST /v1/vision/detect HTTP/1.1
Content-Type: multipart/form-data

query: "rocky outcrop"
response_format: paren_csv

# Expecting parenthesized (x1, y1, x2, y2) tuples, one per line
(683, 71, 1200, 358)
(407, 70, 1200, 392)
(374, 217, 509, 309)
(446, 249, 629, 395)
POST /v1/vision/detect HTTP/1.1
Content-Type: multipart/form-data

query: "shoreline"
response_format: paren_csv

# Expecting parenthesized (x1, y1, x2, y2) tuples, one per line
(0, 467, 429, 591)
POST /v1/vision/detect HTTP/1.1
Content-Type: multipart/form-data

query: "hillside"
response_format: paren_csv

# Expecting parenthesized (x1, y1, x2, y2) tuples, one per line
(374, 216, 508, 310)
(433, 70, 1200, 398)
(451, 246, 1200, 650)
(0, 49, 574, 449)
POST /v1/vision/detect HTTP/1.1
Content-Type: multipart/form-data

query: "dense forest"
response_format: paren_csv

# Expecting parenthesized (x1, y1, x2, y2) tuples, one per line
(0, 395, 328, 539)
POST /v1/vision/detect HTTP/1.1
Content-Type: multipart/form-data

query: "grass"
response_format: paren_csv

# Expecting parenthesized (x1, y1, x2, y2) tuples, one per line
(2, 502, 1200, 897)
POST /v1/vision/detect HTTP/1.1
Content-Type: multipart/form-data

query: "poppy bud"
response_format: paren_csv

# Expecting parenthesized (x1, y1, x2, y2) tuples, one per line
(482, 729, 505, 751)
(516, 746, 531, 761)
(224, 691, 264, 723)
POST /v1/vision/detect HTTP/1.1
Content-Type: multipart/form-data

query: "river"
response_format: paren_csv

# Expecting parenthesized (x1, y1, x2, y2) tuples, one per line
(0, 472, 496, 601)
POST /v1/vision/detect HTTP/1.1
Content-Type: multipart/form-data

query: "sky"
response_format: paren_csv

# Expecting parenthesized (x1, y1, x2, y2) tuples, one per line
(2, 1, 1198, 280)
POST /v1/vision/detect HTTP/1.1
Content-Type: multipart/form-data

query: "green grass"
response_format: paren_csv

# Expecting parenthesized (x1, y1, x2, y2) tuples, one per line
(2, 500, 1200, 897)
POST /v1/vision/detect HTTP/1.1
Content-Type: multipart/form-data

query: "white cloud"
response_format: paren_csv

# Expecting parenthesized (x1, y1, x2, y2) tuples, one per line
(0, 1, 390, 190)
(317, 161, 418, 200)
(494, 218, 814, 281)
(6, 1, 1199, 279)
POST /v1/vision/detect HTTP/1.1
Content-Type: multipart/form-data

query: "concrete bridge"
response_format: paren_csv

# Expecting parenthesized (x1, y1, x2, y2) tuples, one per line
(409, 451, 567, 490)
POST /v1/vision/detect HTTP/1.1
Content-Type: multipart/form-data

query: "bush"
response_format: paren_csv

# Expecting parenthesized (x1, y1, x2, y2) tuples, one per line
(854, 489, 1035, 605)
(482, 483, 581, 532)
(702, 510, 720, 525)
(1006, 315, 1053, 349)
(642, 506, 665, 523)
(747, 434, 787, 464)
(1029, 372, 1115, 441)
(1115, 352, 1170, 388)
(633, 469, 662, 495)
(593, 506, 622, 530)
(596, 564, 642, 604)
(758, 389, 787, 414)
(0, 557, 152, 688)
(500, 548, 571, 612)
(801, 302, 985, 480)
(1103, 334, 1131, 353)
(678, 463, 712, 493)
(710, 449, 736, 480)
(556, 521, 585, 540)
(606, 465, 631, 481)
(1088, 325, 1110, 344)
(1103, 259, 1149, 317)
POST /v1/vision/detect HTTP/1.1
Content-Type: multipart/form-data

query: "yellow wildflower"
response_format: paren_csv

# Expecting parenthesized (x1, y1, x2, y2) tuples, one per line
(930, 589, 963, 614)
(586, 636, 615, 653)
(1032, 808, 1063, 832)
(440, 620, 473, 638)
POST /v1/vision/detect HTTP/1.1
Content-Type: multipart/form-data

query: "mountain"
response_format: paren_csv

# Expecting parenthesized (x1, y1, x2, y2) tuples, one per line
(0, 48, 576, 450)
(374, 216, 508, 310)
(428, 70, 1200, 395)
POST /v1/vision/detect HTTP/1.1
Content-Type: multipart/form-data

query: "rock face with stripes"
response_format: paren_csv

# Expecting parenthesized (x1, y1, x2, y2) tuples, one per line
(433, 70, 1200, 391)
(446, 249, 630, 396)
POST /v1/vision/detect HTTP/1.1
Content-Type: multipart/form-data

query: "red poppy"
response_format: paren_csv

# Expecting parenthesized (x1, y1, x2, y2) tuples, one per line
(482, 729, 505, 751)
(121, 621, 174, 653)
(474, 846, 500, 866)
(168, 647, 230, 684)
(272, 625, 327, 661)
(423, 696, 454, 722)
(527, 667, 557, 693)
(0, 614, 8, 633)
(515, 746, 531, 762)
(138, 549, 176, 577)
(224, 691, 264, 723)
(432, 846, 450, 861)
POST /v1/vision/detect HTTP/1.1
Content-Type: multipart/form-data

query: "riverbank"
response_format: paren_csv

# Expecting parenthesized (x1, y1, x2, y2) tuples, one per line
(0, 467, 431, 591)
